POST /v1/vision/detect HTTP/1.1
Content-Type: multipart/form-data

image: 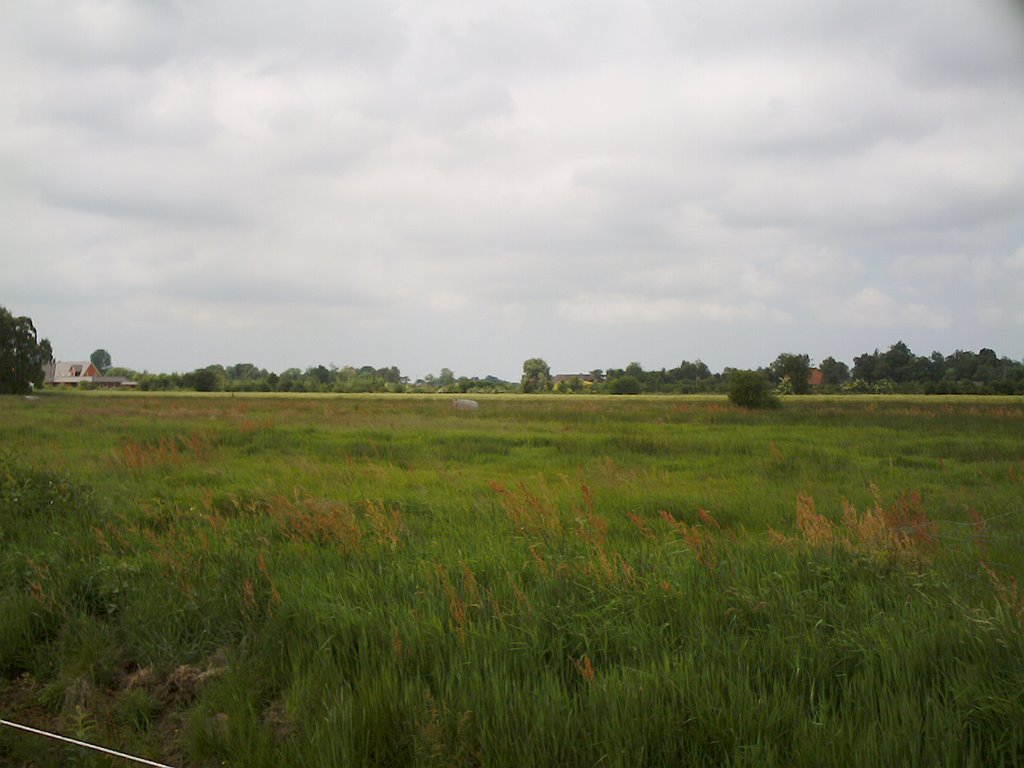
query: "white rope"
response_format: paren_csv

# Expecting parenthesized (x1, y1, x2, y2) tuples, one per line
(1, 718, 176, 768)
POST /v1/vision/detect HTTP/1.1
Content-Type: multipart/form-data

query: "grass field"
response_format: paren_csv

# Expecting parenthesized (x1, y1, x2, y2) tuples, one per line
(1, 392, 1023, 767)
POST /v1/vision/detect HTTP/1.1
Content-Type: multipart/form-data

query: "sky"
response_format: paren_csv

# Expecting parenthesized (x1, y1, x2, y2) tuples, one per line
(2, 0, 1023, 381)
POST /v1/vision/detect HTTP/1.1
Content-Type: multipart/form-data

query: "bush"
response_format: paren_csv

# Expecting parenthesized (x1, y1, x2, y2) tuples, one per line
(728, 370, 779, 409)
(609, 375, 642, 395)
(193, 368, 224, 392)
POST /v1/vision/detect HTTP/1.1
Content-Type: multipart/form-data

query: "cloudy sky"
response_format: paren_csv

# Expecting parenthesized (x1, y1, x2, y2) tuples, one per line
(2, 0, 1023, 379)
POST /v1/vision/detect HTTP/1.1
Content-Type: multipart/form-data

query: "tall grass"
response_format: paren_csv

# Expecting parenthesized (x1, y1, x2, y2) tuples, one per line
(1, 392, 1022, 766)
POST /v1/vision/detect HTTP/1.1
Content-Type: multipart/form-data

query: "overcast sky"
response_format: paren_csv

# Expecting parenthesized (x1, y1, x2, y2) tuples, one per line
(2, 1, 1023, 380)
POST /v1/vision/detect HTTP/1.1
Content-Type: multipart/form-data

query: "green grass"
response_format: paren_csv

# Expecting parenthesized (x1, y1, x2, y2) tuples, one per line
(1, 391, 1023, 767)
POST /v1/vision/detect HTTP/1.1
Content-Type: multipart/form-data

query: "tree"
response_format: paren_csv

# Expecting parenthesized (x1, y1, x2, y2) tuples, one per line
(377, 366, 402, 385)
(307, 364, 333, 387)
(770, 353, 811, 394)
(728, 370, 779, 409)
(90, 349, 112, 374)
(819, 357, 850, 387)
(1, 306, 47, 395)
(609, 375, 642, 394)
(927, 352, 946, 383)
(852, 349, 881, 382)
(554, 375, 584, 394)
(676, 359, 710, 382)
(227, 363, 267, 382)
(192, 366, 225, 392)
(879, 341, 915, 383)
(520, 358, 551, 393)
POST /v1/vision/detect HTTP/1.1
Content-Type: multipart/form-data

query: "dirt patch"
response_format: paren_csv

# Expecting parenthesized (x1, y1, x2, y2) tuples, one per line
(263, 699, 296, 741)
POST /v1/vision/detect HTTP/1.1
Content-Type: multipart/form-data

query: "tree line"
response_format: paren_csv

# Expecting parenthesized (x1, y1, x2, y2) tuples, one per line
(130, 363, 511, 394)
(525, 344, 1024, 396)
(115, 342, 1024, 395)
(3, 305, 1024, 395)
(591, 344, 1024, 396)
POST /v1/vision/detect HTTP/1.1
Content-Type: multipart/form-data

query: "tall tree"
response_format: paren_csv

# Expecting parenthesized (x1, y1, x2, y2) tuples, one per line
(625, 361, 644, 378)
(521, 358, 551, 393)
(90, 348, 112, 374)
(39, 338, 54, 365)
(852, 349, 881, 382)
(191, 366, 225, 392)
(770, 353, 812, 394)
(879, 341, 915, 383)
(1, 306, 47, 395)
(819, 356, 850, 386)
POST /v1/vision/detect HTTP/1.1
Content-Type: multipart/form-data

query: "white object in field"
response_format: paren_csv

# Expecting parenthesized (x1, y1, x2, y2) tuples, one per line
(452, 398, 479, 411)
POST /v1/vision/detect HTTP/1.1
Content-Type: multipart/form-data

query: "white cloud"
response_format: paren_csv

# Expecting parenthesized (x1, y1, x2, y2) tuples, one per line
(815, 287, 950, 330)
(558, 293, 790, 325)
(1004, 246, 1024, 271)
(978, 307, 1024, 328)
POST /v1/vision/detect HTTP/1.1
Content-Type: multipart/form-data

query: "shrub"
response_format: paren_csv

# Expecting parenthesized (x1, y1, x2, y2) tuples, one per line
(193, 368, 224, 392)
(609, 375, 642, 395)
(841, 378, 895, 395)
(728, 370, 779, 409)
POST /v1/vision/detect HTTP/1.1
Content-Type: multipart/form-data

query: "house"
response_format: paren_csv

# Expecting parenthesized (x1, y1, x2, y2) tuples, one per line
(552, 373, 597, 393)
(44, 361, 100, 386)
(42, 361, 137, 388)
(93, 376, 138, 389)
(552, 373, 597, 386)
(808, 368, 825, 388)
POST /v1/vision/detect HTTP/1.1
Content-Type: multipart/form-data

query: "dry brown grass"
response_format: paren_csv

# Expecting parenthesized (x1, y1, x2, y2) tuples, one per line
(489, 480, 563, 539)
(770, 484, 939, 563)
(659, 509, 720, 573)
(572, 654, 596, 683)
(117, 432, 213, 470)
(262, 494, 363, 552)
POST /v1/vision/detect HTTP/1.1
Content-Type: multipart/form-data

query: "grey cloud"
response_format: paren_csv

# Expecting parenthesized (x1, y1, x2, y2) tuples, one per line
(4, 0, 408, 73)
(362, 77, 514, 135)
(890, 2, 1024, 88)
(4, 0, 1024, 375)
(9, 2, 182, 70)
(186, 1, 408, 70)
(154, 272, 373, 308)
(42, 187, 247, 229)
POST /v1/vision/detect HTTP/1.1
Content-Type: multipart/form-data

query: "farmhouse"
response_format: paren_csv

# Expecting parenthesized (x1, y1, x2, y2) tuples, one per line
(552, 373, 597, 386)
(43, 361, 137, 388)
(93, 376, 139, 389)
(43, 361, 100, 386)
(551, 373, 597, 393)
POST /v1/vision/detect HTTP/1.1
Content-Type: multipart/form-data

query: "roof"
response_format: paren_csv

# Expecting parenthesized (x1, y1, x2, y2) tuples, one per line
(53, 361, 97, 376)
(46, 361, 101, 385)
(552, 373, 596, 384)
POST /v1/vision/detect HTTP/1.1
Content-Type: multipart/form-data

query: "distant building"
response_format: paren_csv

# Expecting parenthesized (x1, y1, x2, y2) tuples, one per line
(552, 374, 597, 386)
(93, 376, 138, 389)
(552, 373, 597, 393)
(43, 361, 136, 388)
(44, 361, 100, 385)
(808, 368, 825, 388)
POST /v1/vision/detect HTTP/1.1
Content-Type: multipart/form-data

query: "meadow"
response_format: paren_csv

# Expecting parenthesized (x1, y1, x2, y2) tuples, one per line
(1, 392, 1022, 767)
